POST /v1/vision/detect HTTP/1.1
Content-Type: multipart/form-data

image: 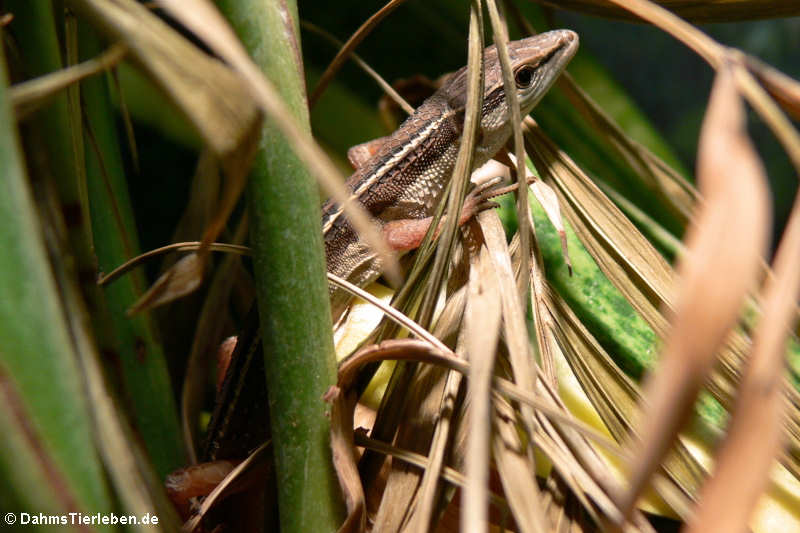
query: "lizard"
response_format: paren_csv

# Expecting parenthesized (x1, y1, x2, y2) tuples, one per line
(323, 29, 579, 318)
(166, 29, 579, 524)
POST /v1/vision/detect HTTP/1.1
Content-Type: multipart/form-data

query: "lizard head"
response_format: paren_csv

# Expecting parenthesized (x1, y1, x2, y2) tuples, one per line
(487, 30, 579, 116)
(443, 29, 578, 160)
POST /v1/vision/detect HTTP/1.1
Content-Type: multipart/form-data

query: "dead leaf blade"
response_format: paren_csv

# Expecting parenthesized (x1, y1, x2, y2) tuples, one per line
(462, 244, 502, 533)
(688, 190, 800, 533)
(619, 65, 771, 522)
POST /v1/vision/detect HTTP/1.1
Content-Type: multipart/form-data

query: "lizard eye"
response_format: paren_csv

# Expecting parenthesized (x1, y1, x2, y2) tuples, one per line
(514, 65, 535, 88)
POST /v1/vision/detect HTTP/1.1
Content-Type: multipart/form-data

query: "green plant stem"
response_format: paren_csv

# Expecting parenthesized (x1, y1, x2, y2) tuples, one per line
(0, 29, 113, 527)
(216, 1, 344, 531)
(78, 25, 184, 477)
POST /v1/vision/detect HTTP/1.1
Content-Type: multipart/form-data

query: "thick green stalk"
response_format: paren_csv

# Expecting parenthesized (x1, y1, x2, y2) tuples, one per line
(0, 32, 113, 529)
(78, 26, 184, 477)
(216, 1, 344, 531)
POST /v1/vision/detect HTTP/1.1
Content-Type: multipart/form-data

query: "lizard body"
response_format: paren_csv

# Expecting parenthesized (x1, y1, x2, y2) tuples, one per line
(322, 30, 578, 315)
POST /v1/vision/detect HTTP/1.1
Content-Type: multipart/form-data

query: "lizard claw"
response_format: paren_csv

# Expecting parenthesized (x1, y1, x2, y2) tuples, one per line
(478, 200, 500, 211)
(459, 172, 538, 225)
(459, 188, 501, 224)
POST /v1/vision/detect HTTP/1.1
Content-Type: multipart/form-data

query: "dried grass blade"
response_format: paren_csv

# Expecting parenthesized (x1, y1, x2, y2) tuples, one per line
(417, 0, 485, 325)
(529, 408, 616, 526)
(408, 364, 462, 532)
(546, 290, 697, 518)
(181, 216, 250, 463)
(747, 56, 800, 122)
(10, 43, 126, 120)
(182, 442, 272, 532)
(97, 241, 249, 286)
(533, 374, 635, 526)
(492, 393, 548, 533)
(370, 363, 448, 531)
(619, 65, 771, 522)
(523, 81, 800, 481)
(524, 233, 560, 385)
(687, 189, 800, 533)
(602, 0, 800, 175)
(540, 476, 595, 533)
(354, 433, 508, 511)
(68, 0, 263, 310)
(309, 0, 408, 107)
(485, 0, 531, 300)
(553, 75, 696, 222)
(387, 23, 497, 507)
(530, 180, 571, 274)
(462, 244, 502, 533)
(530, 0, 800, 23)
(481, 208, 539, 443)
(326, 385, 366, 533)
(301, 21, 413, 116)
(337, 340, 620, 457)
(732, 60, 800, 173)
(128, 252, 204, 314)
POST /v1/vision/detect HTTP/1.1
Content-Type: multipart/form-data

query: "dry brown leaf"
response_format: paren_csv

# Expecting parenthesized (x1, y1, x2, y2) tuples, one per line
(527, 235, 560, 386)
(688, 189, 800, 533)
(377, 11, 488, 527)
(482, 209, 539, 440)
(128, 253, 204, 315)
(482, 211, 643, 529)
(11, 43, 126, 120)
(416, 2, 485, 327)
(599, 0, 800, 175)
(522, 116, 676, 329)
(619, 65, 771, 523)
(182, 442, 272, 533)
(485, 0, 532, 302)
(325, 385, 366, 533)
(68, 0, 264, 296)
(546, 290, 697, 519)
(371, 363, 449, 531)
(522, 85, 800, 485)
(67, 0, 260, 163)
(732, 60, 800, 174)
(747, 56, 800, 123)
(462, 243, 502, 533)
(492, 393, 548, 533)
